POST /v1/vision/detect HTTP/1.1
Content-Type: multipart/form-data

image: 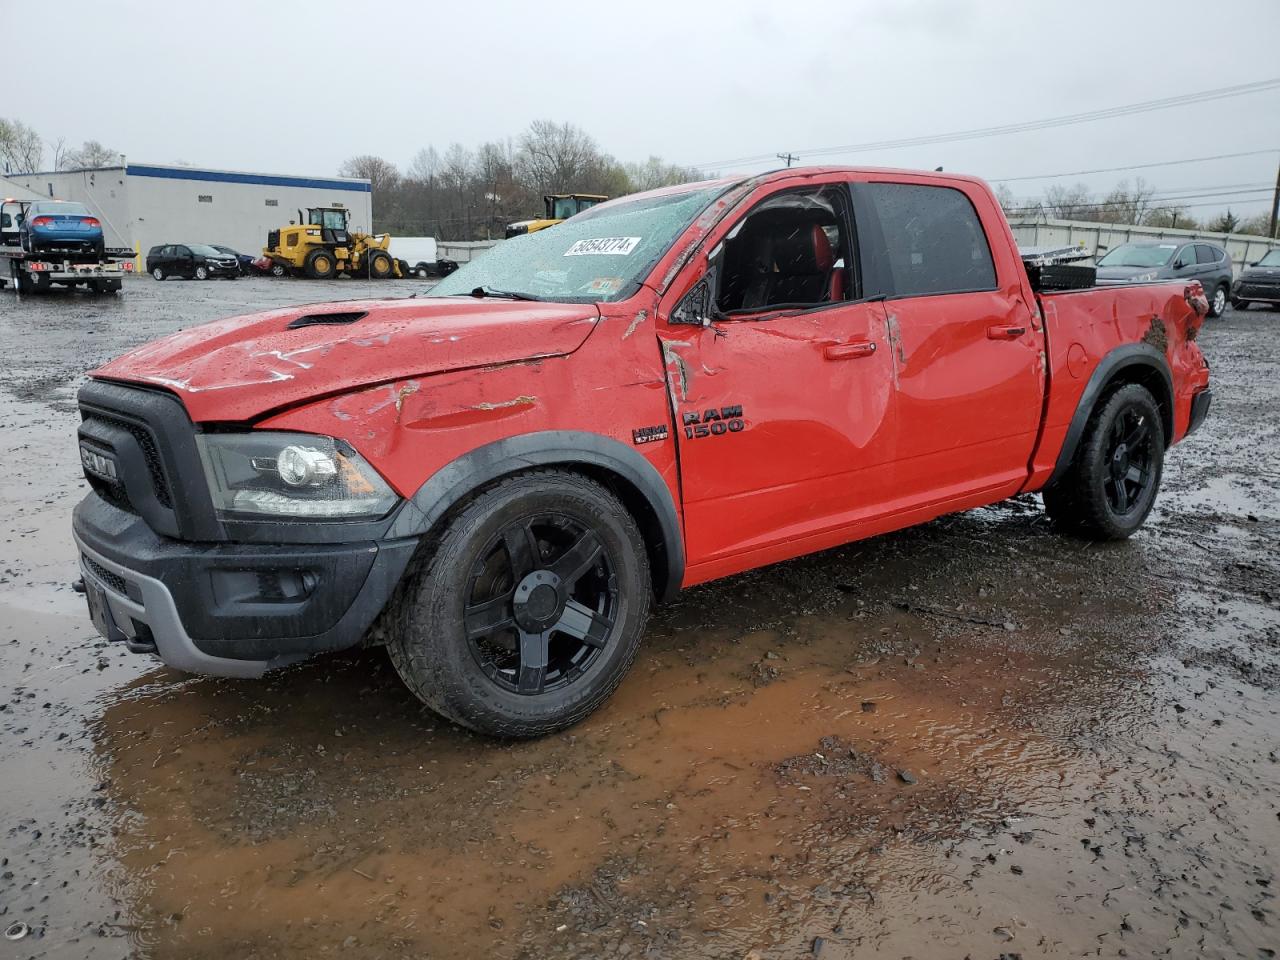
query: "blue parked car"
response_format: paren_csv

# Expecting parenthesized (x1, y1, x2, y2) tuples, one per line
(18, 200, 104, 257)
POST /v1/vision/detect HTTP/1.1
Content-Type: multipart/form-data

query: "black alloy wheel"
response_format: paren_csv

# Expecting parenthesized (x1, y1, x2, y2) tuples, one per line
(1102, 406, 1156, 516)
(464, 514, 617, 696)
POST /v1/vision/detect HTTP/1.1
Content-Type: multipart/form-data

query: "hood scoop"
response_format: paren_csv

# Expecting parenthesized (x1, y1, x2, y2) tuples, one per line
(287, 310, 368, 329)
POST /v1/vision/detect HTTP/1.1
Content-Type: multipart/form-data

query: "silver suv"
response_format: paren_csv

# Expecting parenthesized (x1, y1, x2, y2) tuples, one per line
(1096, 240, 1233, 317)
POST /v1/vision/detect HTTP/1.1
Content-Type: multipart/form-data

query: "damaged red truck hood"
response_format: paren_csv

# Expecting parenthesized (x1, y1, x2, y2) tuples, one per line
(92, 297, 602, 422)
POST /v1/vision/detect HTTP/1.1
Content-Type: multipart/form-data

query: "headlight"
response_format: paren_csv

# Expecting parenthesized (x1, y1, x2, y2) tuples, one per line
(1131, 270, 1159, 282)
(196, 432, 398, 520)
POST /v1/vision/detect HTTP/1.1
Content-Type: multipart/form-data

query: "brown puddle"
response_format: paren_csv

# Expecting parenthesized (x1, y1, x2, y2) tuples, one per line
(89, 505, 1229, 960)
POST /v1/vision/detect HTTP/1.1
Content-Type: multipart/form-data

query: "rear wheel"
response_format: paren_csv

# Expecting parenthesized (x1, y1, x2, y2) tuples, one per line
(387, 471, 651, 738)
(305, 248, 336, 279)
(415, 263, 431, 279)
(367, 250, 394, 279)
(1208, 283, 1228, 318)
(1043, 383, 1164, 540)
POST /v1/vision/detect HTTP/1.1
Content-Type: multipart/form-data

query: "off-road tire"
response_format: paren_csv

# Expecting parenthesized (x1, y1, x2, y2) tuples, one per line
(367, 250, 394, 279)
(305, 248, 336, 280)
(1043, 383, 1165, 540)
(1208, 283, 1228, 318)
(386, 470, 651, 738)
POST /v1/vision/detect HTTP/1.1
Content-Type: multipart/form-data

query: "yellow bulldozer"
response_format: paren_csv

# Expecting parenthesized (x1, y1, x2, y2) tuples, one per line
(264, 207, 401, 279)
(505, 193, 607, 239)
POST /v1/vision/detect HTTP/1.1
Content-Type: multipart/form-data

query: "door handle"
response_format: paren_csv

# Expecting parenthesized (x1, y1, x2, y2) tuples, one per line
(987, 324, 1026, 340)
(823, 340, 877, 361)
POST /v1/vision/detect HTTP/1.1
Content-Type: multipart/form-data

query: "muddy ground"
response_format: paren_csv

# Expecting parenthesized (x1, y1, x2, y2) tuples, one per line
(1, 276, 1276, 960)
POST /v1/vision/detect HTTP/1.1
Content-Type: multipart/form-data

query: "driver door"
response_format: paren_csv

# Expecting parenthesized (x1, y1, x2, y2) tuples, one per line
(657, 178, 900, 583)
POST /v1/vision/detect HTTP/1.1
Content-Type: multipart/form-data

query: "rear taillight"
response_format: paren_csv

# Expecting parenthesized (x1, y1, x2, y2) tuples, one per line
(83, 217, 100, 228)
(30, 216, 53, 227)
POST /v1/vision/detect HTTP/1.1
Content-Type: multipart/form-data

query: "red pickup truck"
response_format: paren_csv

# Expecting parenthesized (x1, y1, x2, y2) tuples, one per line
(72, 167, 1211, 736)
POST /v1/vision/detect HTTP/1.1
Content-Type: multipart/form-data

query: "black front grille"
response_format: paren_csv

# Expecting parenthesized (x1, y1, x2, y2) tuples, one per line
(77, 379, 223, 542)
(84, 554, 128, 596)
(82, 411, 173, 508)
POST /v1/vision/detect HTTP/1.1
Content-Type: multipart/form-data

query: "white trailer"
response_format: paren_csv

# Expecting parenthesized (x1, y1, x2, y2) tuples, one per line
(388, 236, 458, 279)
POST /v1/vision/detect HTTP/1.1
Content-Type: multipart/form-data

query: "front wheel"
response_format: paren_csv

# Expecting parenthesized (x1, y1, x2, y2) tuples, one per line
(151, 267, 165, 281)
(1043, 383, 1165, 540)
(270, 262, 287, 278)
(367, 250, 394, 279)
(1208, 283, 1228, 318)
(194, 265, 210, 280)
(387, 471, 651, 738)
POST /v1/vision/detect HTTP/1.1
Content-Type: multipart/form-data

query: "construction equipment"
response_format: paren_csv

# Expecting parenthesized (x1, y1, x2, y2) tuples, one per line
(505, 194, 607, 239)
(264, 207, 400, 279)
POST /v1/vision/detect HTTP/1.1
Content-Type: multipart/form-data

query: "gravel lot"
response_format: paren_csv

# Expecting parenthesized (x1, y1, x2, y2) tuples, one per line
(1, 275, 1276, 959)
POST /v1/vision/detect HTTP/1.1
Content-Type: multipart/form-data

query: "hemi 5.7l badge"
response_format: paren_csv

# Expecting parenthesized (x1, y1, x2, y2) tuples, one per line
(632, 425, 669, 445)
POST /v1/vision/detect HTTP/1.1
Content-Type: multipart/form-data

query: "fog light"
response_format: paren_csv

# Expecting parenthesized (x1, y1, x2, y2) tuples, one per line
(276, 445, 338, 487)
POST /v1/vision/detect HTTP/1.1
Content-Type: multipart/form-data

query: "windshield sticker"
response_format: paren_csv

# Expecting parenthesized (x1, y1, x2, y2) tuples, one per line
(587, 277, 624, 294)
(564, 237, 641, 257)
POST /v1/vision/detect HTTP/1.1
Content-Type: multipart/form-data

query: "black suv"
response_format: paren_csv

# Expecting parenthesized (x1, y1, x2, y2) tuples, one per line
(146, 244, 239, 281)
(1232, 249, 1280, 310)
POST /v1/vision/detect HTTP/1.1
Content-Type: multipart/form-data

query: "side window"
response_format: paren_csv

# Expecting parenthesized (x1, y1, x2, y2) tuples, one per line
(1195, 244, 1218, 265)
(865, 183, 996, 296)
(716, 185, 853, 314)
(175, 246, 190, 257)
(1, 213, 9, 229)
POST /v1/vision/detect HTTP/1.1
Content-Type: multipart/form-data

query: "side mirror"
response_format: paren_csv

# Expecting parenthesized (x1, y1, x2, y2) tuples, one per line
(671, 266, 718, 326)
(1173, 259, 1187, 270)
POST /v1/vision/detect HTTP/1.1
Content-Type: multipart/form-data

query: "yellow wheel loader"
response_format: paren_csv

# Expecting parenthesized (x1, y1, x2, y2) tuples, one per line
(264, 207, 401, 279)
(505, 193, 607, 239)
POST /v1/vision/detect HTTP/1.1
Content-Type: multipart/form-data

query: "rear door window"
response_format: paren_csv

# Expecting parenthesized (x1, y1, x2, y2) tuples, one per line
(1195, 244, 1219, 264)
(864, 183, 996, 296)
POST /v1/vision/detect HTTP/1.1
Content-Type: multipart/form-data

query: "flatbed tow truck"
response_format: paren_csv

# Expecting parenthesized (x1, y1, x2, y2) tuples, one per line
(1, 199, 135, 295)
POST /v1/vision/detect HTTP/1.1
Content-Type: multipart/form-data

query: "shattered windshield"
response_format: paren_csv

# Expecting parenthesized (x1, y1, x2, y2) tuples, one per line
(427, 184, 725, 303)
(1097, 243, 1177, 268)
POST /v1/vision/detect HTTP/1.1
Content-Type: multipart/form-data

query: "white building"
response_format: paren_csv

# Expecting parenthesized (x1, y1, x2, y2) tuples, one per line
(5, 163, 373, 261)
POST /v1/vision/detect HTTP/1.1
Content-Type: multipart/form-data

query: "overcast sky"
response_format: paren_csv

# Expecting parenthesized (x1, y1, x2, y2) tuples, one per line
(5, 0, 1278, 217)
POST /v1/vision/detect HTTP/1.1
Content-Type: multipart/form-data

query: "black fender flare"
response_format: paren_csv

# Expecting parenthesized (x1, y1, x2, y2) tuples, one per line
(1048, 342, 1173, 486)
(385, 431, 685, 602)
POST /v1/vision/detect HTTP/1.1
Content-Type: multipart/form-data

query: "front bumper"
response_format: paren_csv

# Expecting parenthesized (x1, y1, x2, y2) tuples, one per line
(1232, 279, 1280, 302)
(72, 492, 418, 677)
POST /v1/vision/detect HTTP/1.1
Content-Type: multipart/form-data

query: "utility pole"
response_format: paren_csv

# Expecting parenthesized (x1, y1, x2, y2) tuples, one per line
(1269, 158, 1280, 240)
(776, 152, 798, 168)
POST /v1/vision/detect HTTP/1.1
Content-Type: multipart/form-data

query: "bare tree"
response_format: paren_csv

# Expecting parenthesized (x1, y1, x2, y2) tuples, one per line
(337, 155, 400, 194)
(1235, 213, 1274, 238)
(0, 117, 44, 173)
(1096, 178, 1156, 225)
(1043, 183, 1093, 221)
(516, 120, 602, 195)
(1142, 206, 1196, 230)
(625, 156, 704, 192)
(407, 146, 441, 186)
(62, 140, 122, 169)
(991, 182, 1021, 218)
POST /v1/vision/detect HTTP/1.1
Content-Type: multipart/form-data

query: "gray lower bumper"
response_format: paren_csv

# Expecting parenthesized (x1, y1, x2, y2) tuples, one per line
(73, 529, 296, 678)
